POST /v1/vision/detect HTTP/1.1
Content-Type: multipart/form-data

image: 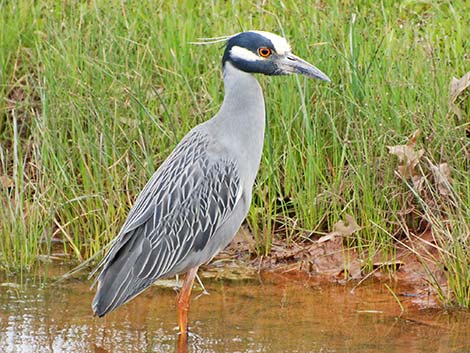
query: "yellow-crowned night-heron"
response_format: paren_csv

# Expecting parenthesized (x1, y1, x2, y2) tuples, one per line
(91, 30, 330, 333)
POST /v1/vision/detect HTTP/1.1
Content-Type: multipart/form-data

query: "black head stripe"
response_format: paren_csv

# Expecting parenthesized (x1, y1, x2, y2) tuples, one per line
(222, 32, 275, 66)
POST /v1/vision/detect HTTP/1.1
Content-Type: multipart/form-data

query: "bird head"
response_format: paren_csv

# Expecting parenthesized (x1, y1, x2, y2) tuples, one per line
(222, 31, 330, 82)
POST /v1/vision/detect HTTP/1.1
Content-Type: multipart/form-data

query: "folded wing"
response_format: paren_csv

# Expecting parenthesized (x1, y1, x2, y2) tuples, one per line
(91, 130, 240, 316)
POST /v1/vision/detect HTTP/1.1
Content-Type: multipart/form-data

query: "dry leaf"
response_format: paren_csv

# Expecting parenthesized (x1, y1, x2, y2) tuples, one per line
(411, 175, 424, 192)
(119, 117, 139, 128)
(201, 263, 256, 281)
(318, 214, 360, 243)
(317, 233, 337, 243)
(0, 282, 21, 289)
(153, 278, 183, 289)
(449, 72, 470, 120)
(371, 260, 405, 270)
(0, 175, 13, 189)
(388, 129, 424, 179)
(450, 72, 470, 102)
(429, 161, 453, 196)
(334, 214, 360, 235)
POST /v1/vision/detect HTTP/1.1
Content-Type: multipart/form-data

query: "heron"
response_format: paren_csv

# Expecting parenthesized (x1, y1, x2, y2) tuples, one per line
(90, 30, 330, 334)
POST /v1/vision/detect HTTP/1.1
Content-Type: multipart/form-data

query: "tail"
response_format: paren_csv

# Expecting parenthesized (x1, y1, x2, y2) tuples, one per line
(91, 234, 154, 317)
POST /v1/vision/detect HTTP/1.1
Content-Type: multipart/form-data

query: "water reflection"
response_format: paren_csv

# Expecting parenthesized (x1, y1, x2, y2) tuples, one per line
(1, 272, 470, 353)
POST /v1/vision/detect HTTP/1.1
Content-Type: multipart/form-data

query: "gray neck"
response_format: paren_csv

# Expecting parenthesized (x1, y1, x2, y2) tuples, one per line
(205, 62, 266, 187)
(216, 62, 265, 125)
(210, 62, 266, 152)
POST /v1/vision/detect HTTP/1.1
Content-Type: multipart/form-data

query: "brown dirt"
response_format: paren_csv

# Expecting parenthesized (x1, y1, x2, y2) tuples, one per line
(207, 226, 446, 310)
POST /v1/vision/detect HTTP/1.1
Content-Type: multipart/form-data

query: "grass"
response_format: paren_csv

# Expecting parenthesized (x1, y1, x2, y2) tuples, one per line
(1, 1, 469, 306)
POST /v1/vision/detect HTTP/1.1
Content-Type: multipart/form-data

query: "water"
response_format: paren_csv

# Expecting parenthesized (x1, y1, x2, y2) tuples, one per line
(1, 270, 469, 353)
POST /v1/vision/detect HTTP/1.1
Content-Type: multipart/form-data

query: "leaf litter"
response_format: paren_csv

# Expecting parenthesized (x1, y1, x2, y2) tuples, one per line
(449, 71, 470, 120)
(388, 129, 424, 182)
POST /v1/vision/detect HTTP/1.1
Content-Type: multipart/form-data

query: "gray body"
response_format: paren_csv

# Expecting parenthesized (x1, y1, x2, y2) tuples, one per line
(91, 31, 329, 317)
(174, 63, 265, 269)
(165, 63, 265, 275)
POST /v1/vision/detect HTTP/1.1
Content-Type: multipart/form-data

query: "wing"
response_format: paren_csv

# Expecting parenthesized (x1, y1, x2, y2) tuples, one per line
(91, 129, 241, 316)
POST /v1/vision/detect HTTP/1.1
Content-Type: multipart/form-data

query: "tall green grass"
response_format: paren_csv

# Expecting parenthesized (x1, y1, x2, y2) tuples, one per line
(1, 1, 469, 304)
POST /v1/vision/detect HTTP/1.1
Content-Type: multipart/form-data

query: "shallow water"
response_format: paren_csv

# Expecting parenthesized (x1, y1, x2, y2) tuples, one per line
(1, 270, 469, 353)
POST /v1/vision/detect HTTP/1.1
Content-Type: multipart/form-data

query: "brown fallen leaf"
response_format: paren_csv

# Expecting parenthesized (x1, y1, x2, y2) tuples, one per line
(201, 262, 256, 281)
(411, 175, 425, 192)
(388, 129, 424, 179)
(449, 72, 470, 120)
(429, 161, 453, 196)
(371, 260, 405, 271)
(0, 282, 21, 289)
(0, 175, 13, 189)
(318, 214, 360, 243)
(153, 278, 183, 289)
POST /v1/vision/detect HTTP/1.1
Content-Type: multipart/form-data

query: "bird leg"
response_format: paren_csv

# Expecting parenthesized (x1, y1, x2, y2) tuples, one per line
(177, 266, 198, 335)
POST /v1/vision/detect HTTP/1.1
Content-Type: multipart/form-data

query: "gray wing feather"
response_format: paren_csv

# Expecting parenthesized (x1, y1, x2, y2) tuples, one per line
(91, 129, 240, 316)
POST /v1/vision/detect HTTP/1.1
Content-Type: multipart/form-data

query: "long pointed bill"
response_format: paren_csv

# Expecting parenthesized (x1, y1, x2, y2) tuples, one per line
(281, 54, 331, 82)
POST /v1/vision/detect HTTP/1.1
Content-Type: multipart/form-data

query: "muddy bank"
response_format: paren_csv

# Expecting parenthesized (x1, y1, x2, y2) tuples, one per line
(207, 227, 447, 310)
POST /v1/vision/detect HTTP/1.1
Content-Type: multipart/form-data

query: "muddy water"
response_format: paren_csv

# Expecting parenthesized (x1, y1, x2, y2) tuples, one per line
(1, 271, 469, 353)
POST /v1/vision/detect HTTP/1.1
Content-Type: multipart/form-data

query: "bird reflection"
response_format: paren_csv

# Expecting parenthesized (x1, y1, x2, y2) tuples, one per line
(176, 333, 188, 353)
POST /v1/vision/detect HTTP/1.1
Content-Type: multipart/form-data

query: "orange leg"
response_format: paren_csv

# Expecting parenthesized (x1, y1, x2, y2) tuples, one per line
(177, 332, 188, 353)
(177, 266, 199, 335)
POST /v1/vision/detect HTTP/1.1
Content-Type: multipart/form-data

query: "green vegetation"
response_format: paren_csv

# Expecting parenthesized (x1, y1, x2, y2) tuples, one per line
(1, 1, 469, 306)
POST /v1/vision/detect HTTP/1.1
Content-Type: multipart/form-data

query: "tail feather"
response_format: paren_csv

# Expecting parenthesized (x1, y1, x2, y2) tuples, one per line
(92, 234, 154, 317)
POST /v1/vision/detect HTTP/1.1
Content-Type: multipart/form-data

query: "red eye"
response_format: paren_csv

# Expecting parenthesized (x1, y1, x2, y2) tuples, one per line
(258, 47, 272, 58)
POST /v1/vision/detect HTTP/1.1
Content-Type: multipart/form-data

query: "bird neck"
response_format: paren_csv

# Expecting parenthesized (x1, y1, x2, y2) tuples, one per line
(203, 62, 266, 193)
(213, 62, 266, 134)
(209, 62, 266, 185)
(221, 61, 265, 109)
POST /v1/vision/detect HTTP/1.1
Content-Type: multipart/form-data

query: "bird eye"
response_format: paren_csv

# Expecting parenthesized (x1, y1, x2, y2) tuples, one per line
(258, 47, 272, 58)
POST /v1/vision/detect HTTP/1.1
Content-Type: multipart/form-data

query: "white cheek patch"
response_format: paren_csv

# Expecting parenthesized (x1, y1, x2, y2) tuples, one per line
(230, 45, 261, 61)
(251, 31, 291, 55)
